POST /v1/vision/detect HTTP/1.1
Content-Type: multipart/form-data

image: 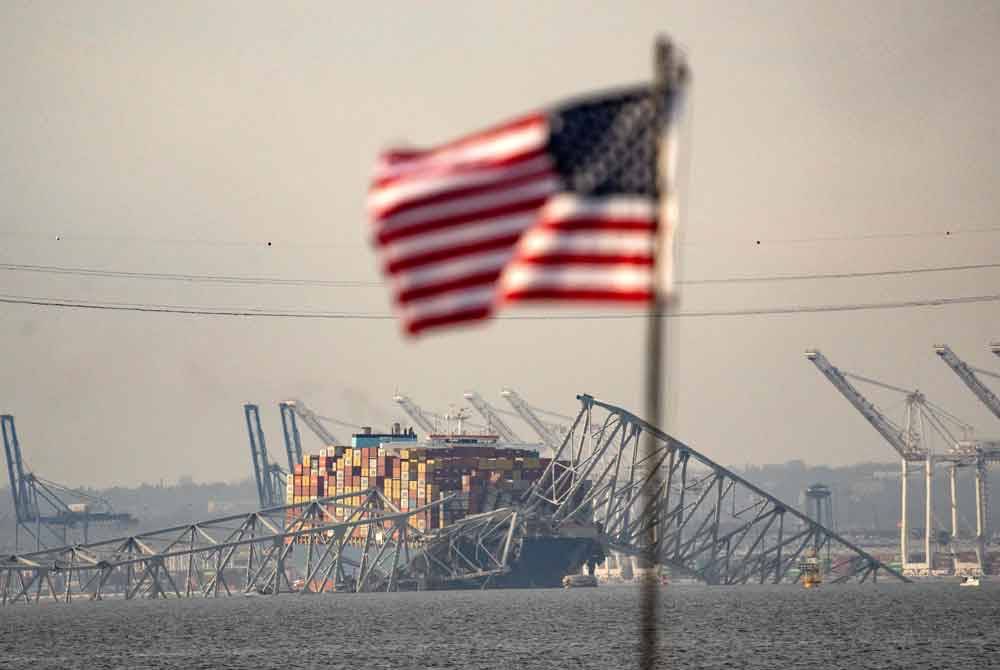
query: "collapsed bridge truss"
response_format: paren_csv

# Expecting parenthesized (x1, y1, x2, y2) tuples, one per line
(518, 395, 909, 585)
(394, 395, 910, 587)
(2, 395, 907, 605)
(1, 489, 440, 606)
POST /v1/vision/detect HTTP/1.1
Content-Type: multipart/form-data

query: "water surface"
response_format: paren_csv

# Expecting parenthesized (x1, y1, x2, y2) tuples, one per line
(1, 583, 998, 669)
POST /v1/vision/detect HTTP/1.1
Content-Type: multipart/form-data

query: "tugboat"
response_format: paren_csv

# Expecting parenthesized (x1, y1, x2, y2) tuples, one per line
(799, 548, 822, 589)
(562, 574, 598, 588)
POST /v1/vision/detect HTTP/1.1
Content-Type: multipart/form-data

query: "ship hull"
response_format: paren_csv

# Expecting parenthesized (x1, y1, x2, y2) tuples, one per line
(412, 536, 601, 590)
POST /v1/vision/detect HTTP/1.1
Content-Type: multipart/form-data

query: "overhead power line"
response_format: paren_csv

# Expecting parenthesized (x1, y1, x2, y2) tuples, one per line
(682, 262, 1000, 286)
(1, 224, 999, 248)
(685, 225, 1000, 246)
(1, 292, 997, 320)
(0, 263, 381, 287)
(1, 261, 997, 289)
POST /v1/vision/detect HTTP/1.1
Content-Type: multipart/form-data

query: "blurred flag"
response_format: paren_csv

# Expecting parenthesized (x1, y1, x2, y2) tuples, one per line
(369, 85, 682, 335)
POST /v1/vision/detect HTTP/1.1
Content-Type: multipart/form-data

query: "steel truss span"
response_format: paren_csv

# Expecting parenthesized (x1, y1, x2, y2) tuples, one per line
(0, 489, 439, 606)
(2, 395, 906, 605)
(520, 395, 909, 585)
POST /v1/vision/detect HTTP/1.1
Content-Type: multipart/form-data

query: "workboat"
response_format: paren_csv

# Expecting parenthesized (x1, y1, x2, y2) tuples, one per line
(799, 548, 822, 588)
(562, 574, 598, 588)
(960, 575, 981, 587)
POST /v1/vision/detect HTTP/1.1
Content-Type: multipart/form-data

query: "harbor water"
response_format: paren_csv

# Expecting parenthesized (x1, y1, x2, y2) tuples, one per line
(1, 582, 998, 669)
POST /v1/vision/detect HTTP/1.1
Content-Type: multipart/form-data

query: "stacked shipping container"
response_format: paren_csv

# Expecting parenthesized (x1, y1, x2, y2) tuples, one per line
(285, 444, 556, 545)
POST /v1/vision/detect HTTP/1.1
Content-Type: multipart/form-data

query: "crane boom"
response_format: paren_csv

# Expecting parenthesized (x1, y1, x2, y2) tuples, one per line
(805, 350, 923, 459)
(278, 402, 304, 471)
(2, 414, 135, 550)
(282, 400, 340, 447)
(244, 404, 269, 506)
(500, 388, 563, 451)
(393, 395, 438, 435)
(2, 415, 32, 521)
(243, 404, 286, 507)
(463, 392, 523, 442)
(934, 345, 1000, 421)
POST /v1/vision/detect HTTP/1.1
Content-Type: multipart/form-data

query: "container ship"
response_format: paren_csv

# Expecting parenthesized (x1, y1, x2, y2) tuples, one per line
(285, 424, 603, 588)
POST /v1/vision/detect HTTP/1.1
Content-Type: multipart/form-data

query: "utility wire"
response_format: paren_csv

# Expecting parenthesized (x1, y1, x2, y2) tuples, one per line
(1, 224, 998, 248)
(0, 263, 381, 287)
(685, 225, 1000, 246)
(1, 292, 998, 320)
(1, 261, 997, 289)
(683, 262, 1000, 286)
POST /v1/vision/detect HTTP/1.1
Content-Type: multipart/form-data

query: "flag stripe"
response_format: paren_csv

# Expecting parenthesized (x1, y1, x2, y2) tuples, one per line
(373, 116, 547, 187)
(374, 141, 548, 191)
(501, 264, 654, 292)
(376, 174, 557, 237)
(392, 247, 514, 293)
(538, 193, 657, 221)
(503, 288, 653, 302)
(379, 113, 546, 168)
(381, 212, 536, 268)
(369, 152, 553, 216)
(373, 165, 556, 223)
(406, 305, 492, 335)
(376, 114, 545, 168)
(499, 194, 659, 308)
(518, 228, 655, 257)
(385, 232, 523, 274)
(535, 217, 657, 233)
(400, 286, 496, 332)
(514, 253, 653, 266)
(376, 187, 555, 245)
(396, 268, 505, 304)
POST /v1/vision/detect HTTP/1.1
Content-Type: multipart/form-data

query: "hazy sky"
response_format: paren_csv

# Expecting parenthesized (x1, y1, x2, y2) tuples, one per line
(1, 1, 998, 488)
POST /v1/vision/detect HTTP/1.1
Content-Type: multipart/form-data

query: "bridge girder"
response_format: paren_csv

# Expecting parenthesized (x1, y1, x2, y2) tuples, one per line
(518, 395, 908, 585)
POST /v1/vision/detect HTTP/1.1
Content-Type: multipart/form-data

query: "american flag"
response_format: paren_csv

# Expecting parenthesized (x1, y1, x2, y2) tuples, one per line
(369, 86, 681, 335)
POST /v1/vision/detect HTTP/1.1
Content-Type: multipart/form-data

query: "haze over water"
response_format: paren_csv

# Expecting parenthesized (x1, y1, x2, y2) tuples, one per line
(2, 583, 998, 669)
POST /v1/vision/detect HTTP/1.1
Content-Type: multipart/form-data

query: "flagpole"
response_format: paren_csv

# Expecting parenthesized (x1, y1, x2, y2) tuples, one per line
(640, 35, 685, 670)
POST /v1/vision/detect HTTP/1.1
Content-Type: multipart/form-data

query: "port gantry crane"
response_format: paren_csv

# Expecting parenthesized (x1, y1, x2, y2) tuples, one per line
(393, 394, 487, 436)
(500, 388, 570, 451)
(805, 350, 989, 575)
(934, 345, 1000, 421)
(2, 415, 134, 551)
(463, 391, 523, 443)
(278, 402, 304, 472)
(392, 394, 438, 436)
(279, 399, 341, 452)
(252, 400, 385, 507)
(243, 405, 286, 508)
(933, 345, 1000, 557)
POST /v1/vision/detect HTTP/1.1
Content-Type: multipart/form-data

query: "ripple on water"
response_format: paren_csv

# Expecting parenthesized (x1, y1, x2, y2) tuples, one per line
(1, 583, 999, 669)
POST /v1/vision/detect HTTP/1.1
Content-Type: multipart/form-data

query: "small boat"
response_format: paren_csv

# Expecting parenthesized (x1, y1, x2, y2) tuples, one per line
(960, 575, 981, 587)
(563, 574, 598, 588)
(633, 573, 669, 587)
(799, 548, 822, 589)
